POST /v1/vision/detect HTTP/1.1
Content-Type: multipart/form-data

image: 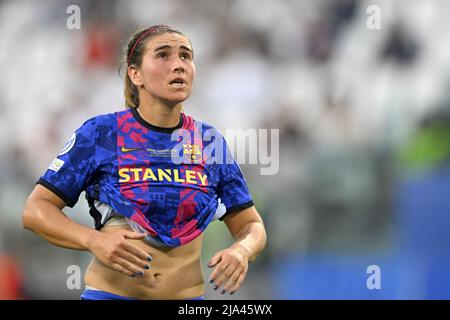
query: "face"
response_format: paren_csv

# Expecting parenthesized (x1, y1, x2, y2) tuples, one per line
(129, 32, 196, 105)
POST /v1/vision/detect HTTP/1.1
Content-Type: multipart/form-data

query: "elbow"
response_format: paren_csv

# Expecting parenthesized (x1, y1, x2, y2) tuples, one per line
(249, 220, 268, 253)
(248, 221, 267, 262)
(22, 185, 66, 232)
(260, 222, 268, 250)
(22, 207, 32, 231)
(22, 199, 38, 231)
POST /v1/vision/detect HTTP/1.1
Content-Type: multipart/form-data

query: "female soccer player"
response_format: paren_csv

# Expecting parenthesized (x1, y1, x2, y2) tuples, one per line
(22, 25, 267, 300)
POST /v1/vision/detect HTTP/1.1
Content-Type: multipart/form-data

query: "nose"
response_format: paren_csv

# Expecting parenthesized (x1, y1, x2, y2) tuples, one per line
(172, 57, 185, 73)
(174, 66, 184, 73)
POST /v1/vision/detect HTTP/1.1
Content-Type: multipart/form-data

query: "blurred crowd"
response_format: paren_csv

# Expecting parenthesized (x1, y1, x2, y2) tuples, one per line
(1, 0, 450, 299)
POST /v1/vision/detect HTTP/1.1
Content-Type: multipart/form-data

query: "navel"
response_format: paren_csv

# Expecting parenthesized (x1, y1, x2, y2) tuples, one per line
(153, 273, 162, 280)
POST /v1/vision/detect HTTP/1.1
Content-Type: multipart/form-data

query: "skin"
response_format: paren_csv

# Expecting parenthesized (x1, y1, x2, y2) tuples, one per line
(127, 32, 196, 127)
(22, 32, 267, 299)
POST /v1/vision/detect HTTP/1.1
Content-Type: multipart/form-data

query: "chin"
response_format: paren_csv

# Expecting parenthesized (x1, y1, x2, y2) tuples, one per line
(162, 95, 189, 106)
(167, 92, 191, 104)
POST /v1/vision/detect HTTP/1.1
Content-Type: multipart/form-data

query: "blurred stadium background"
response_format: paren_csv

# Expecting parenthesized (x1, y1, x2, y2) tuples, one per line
(1, 0, 450, 299)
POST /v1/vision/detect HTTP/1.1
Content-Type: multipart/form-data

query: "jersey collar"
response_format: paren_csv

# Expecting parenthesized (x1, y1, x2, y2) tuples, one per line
(131, 107, 184, 133)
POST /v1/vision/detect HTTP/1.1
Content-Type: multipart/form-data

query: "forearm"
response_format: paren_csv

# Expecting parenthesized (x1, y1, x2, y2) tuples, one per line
(23, 199, 99, 251)
(230, 221, 267, 262)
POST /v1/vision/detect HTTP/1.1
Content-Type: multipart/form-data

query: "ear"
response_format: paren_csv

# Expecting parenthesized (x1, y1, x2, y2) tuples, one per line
(128, 66, 143, 87)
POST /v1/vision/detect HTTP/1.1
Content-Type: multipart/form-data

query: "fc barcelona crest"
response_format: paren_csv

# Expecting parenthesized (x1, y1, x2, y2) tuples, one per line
(183, 144, 202, 161)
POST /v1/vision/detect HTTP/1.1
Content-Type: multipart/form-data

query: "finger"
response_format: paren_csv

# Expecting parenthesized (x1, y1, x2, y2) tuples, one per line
(111, 262, 134, 277)
(121, 240, 153, 262)
(208, 251, 223, 268)
(209, 259, 229, 285)
(222, 266, 244, 294)
(212, 263, 237, 291)
(117, 249, 151, 270)
(123, 231, 147, 240)
(226, 267, 247, 294)
(228, 271, 247, 295)
(113, 256, 145, 276)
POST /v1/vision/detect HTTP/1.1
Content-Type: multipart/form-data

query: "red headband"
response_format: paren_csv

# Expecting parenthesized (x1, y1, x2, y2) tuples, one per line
(127, 25, 170, 65)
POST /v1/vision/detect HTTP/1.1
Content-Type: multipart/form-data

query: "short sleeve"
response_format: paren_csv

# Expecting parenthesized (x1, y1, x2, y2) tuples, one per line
(215, 134, 254, 221)
(37, 118, 98, 207)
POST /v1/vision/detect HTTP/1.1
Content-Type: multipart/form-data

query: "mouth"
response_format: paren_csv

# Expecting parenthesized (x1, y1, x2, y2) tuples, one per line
(169, 78, 186, 88)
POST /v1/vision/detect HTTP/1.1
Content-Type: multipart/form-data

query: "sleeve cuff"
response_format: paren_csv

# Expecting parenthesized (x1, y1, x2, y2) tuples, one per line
(36, 178, 77, 208)
(219, 200, 254, 221)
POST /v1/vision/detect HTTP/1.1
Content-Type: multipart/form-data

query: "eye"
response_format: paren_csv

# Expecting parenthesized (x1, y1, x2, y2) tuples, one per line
(180, 53, 192, 60)
(157, 52, 168, 59)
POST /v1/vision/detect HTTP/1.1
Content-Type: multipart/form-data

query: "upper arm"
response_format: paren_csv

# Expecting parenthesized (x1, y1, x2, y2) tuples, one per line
(26, 184, 66, 210)
(36, 117, 100, 208)
(223, 205, 264, 239)
(210, 128, 254, 220)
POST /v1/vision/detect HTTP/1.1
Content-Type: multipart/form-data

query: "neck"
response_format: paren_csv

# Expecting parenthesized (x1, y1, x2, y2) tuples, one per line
(137, 92, 182, 128)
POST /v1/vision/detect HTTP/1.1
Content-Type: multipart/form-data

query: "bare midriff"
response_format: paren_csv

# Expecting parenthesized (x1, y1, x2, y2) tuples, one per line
(84, 224, 205, 300)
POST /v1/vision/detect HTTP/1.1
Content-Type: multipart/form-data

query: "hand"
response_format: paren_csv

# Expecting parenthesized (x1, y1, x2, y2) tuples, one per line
(208, 244, 250, 295)
(87, 230, 153, 277)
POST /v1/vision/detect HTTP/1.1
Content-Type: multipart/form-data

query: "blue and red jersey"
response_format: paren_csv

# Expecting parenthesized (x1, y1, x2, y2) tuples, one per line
(37, 108, 254, 247)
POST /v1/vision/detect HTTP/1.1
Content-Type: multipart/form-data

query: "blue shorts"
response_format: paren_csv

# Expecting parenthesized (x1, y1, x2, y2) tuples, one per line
(80, 289, 205, 300)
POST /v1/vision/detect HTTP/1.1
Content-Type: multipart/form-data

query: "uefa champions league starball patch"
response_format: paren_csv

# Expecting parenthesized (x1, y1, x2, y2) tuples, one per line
(58, 133, 76, 156)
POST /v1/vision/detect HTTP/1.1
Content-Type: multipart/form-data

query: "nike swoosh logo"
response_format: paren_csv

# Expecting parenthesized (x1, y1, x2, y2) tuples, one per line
(121, 146, 143, 153)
